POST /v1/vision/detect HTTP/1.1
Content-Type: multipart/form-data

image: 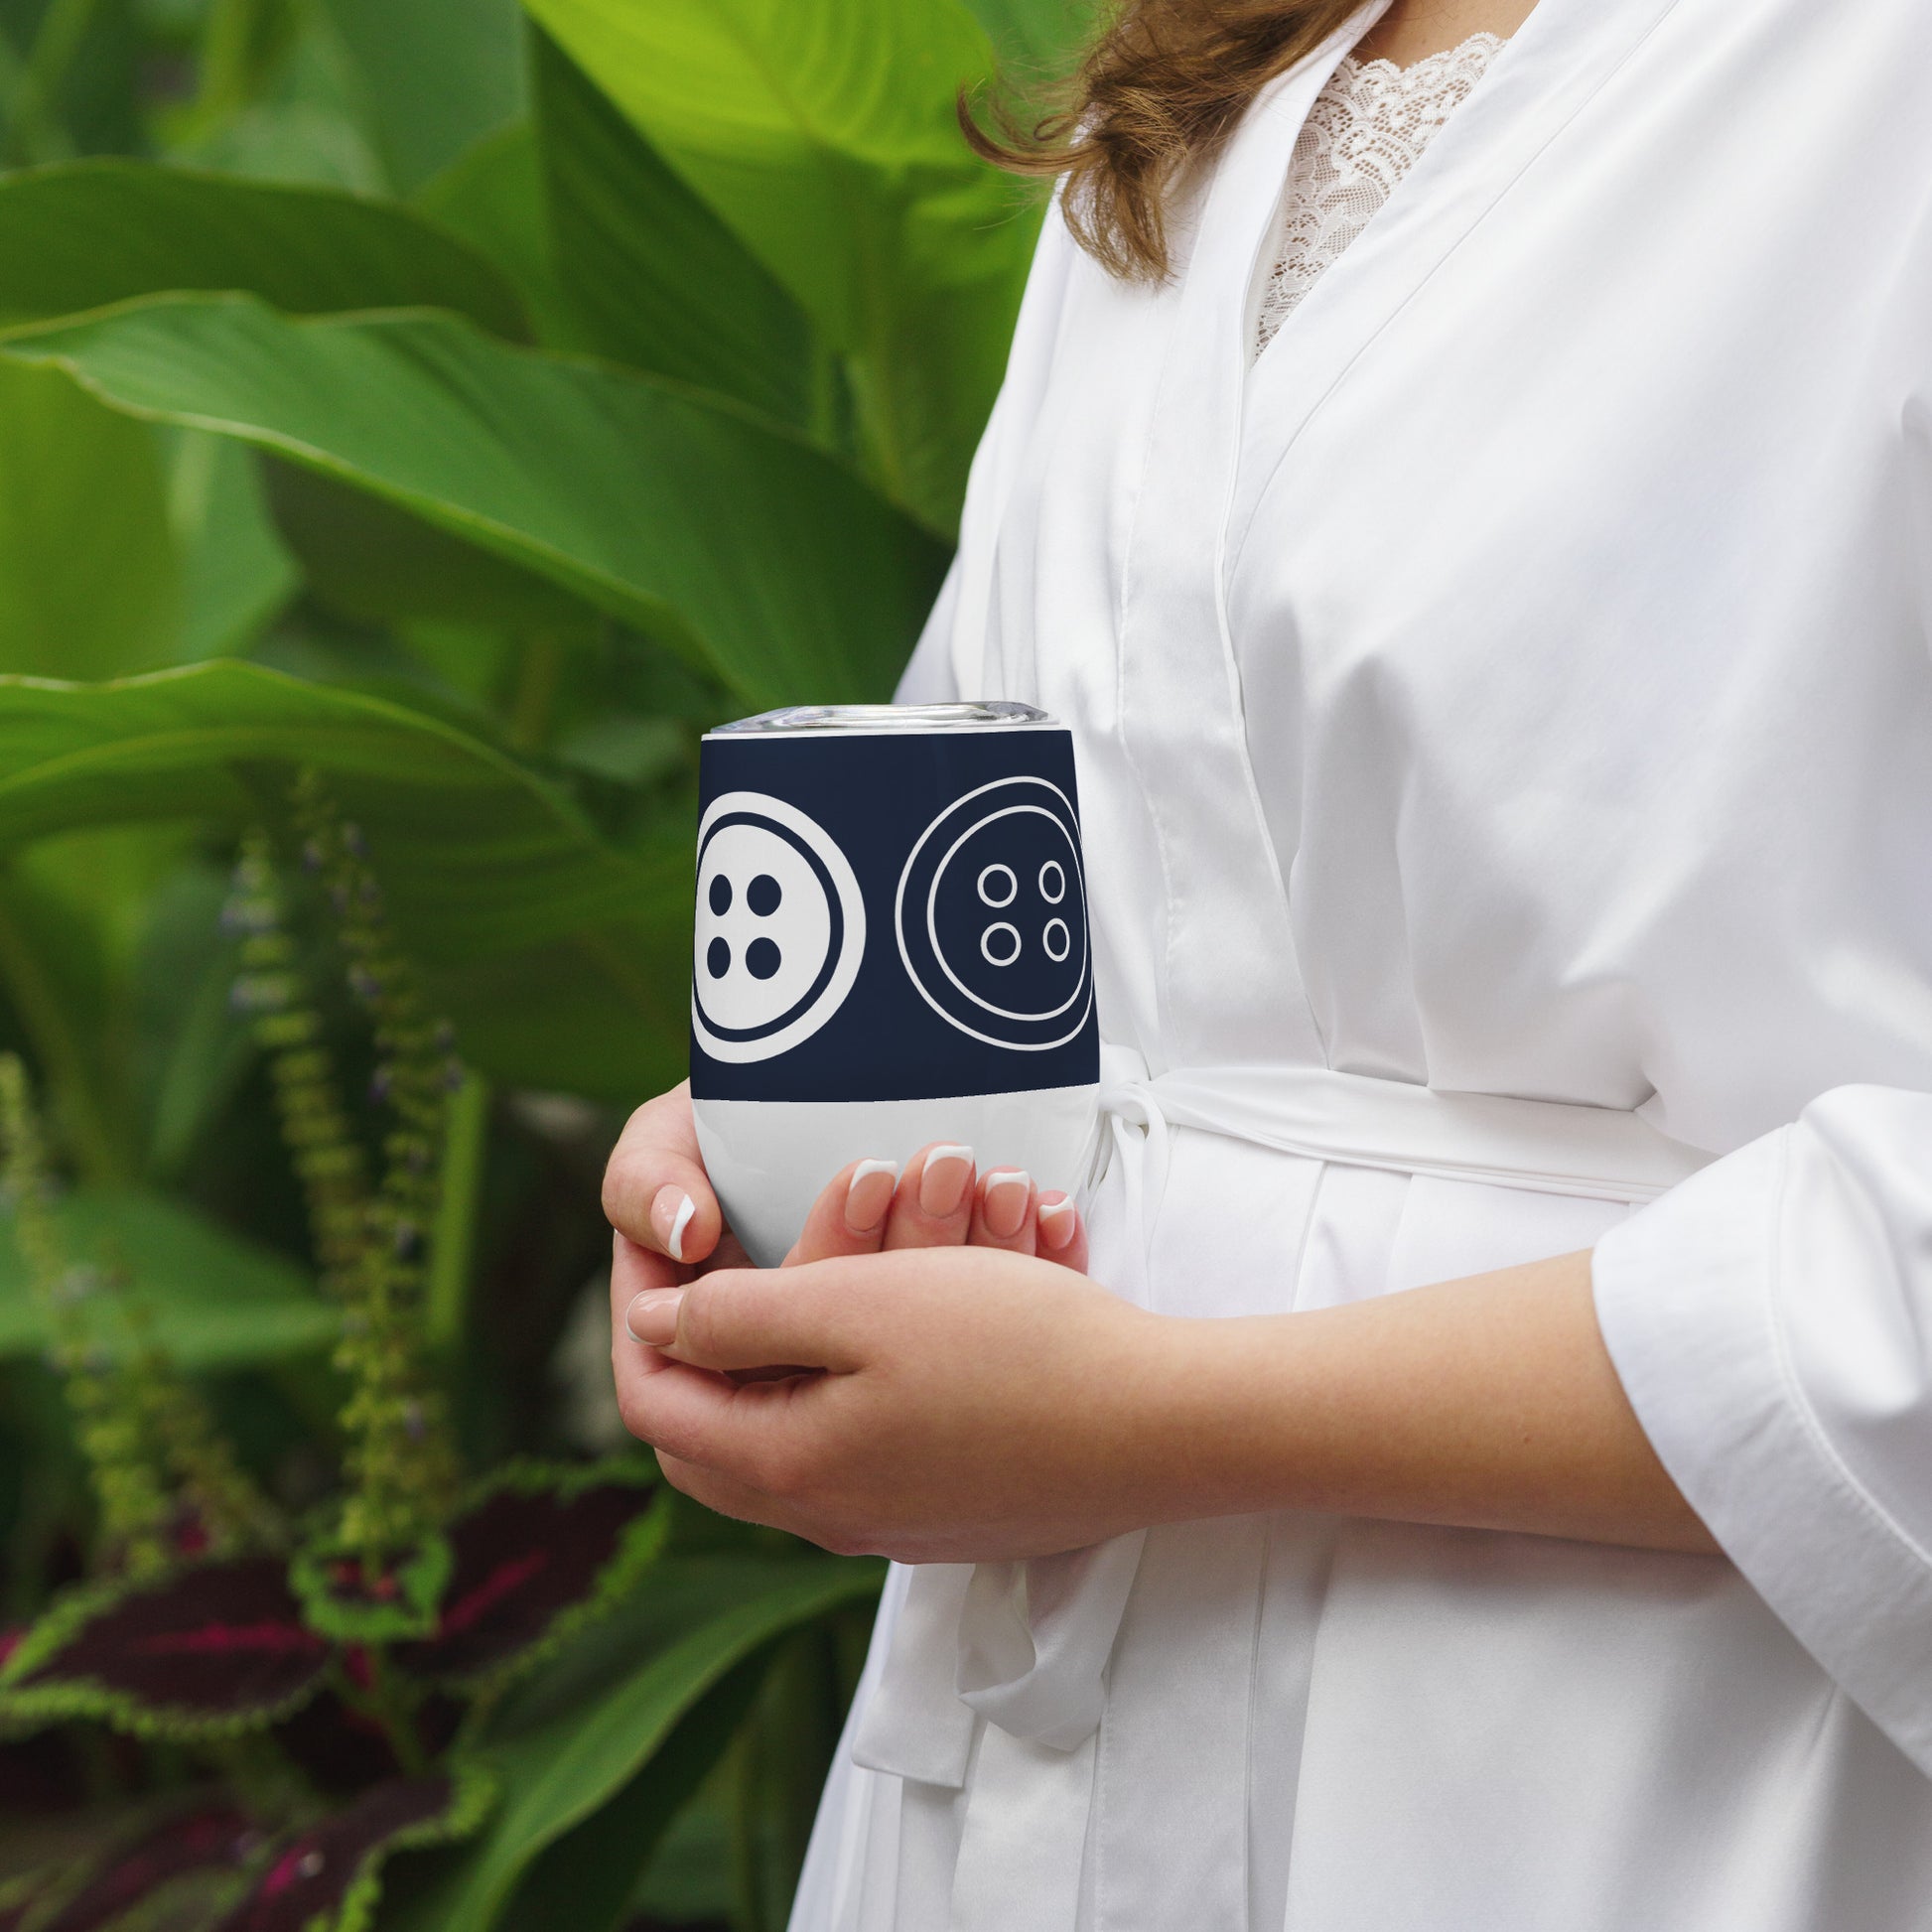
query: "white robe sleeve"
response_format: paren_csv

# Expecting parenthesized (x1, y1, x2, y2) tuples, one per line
(1593, 1084, 1932, 1774)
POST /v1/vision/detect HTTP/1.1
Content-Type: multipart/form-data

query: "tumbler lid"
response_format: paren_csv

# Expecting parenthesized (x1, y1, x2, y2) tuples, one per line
(709, 701, 1053, 737)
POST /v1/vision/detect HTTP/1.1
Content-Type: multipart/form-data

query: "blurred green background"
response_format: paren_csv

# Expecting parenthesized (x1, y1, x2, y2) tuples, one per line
(0, 1, 1090, 1927)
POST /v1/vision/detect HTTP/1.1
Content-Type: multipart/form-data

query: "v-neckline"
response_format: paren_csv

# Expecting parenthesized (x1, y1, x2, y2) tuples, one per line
(1250, 29, 1514, 367)
(1230, 0, 1689, 570)
(1101, 0, 1690, 1069)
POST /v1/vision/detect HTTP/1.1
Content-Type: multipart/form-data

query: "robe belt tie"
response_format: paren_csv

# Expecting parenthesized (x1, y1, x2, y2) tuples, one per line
(850, 1048, 1715, 1789)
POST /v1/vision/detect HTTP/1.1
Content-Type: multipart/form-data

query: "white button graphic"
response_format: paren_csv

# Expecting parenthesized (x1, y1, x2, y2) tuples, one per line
(895, 776, 1092, 1052)
(692, 792, 865, 1063)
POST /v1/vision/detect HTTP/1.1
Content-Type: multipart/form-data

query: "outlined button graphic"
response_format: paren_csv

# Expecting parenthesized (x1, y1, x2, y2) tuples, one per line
(895, 776, 1092, 1051)
(692, 791, 865, 1063)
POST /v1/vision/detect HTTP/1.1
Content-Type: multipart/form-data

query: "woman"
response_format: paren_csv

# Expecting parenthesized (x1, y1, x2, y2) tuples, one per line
(603, 0, 1932, 1924)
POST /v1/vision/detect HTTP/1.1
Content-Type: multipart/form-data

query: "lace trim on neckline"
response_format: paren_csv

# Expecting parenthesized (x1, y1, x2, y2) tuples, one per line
(1255, 30, 1506, 356)
(1338, 32, 1506, 90)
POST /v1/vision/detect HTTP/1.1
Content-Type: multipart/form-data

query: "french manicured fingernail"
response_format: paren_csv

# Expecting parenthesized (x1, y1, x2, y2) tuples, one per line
(625, 1288, 684, 1346)
(652, 1185, 696, 1263)
(983, 1169, 1031, 1239)
(845, 1159, 900, 1233)
(919, 1145, 974, 1218)
(1037, 1195, 1077, 1251)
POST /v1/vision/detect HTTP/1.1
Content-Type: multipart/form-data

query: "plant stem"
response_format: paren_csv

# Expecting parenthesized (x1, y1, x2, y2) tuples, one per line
(361, 1647, 430, 1778)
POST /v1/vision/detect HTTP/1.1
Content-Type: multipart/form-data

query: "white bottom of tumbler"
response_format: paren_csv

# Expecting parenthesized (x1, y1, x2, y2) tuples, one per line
(691, 1086, 1101, 1269)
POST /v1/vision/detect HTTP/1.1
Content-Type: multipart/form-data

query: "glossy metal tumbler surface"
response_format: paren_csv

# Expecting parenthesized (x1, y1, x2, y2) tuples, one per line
(689, 703, 1101, 1265)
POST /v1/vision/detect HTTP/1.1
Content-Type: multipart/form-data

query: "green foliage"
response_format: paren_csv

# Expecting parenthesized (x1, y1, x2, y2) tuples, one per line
(530, 30, 819, 430)
(0, 1056, 279, 1571)
(0, 1187, 333, 1365)
(318, 0, 524, 193)
(0, 0, 1089, 1918)
(0, 160, 530, 334)
(0, 662, 692, 1103)
(3, 295, 948, 706)
(284, 771, 463, 1569)
(0, 360, 179, 679)
(399, 1557, 883, 1931)
(523, 0, 1039, 532)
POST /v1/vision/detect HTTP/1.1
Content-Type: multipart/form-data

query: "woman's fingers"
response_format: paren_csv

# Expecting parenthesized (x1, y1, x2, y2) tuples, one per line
(627, 1264, 865, 1378)
(967, 1168, 1037, 1254)
(602, 1081, 723, 1265)
(783, 1157, 902, 1266)
(1035, 1191, 1089, 1272)
(881, 1142, 977, 1249)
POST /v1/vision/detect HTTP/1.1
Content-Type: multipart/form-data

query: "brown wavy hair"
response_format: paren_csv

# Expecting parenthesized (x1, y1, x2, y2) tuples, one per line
(964, 0, 1363, 282)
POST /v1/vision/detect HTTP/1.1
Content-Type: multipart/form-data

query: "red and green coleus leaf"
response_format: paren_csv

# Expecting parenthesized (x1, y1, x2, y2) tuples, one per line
(0, 1559, 330, 1740)
(30, 1802, 268, 1932)
(210, 1766, 493, 1932)
(388, 1460, 664, 1696)
(287, 1534, 453, 1647)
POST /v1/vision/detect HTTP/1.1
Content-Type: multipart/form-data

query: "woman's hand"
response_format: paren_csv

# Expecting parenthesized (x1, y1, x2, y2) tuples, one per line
(602, 1081, 740, 1275)
(616, 1244, 1168, 1563)
(778, 1141, 1089, 1272)
(606, 1093, 1715, 1562)
(603, 1085, 1093, 1516)
(612, 1234, 1721, 1563)
(600, 1083, 1089, 1279)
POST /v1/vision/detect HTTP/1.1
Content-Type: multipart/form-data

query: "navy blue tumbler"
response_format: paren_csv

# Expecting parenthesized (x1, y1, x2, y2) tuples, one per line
(689, 703, 1102, 1266)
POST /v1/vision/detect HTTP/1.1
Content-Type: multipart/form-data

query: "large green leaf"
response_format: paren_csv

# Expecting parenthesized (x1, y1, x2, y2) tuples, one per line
(417, 121, 583, 351)
(0, 826, 206, 1184)
(494, 1658, 764, 1932)
(532, 29, 816, 429)
(170, 8, 388, 198)
(0, 361, 179, 680)
(402, 1558, 882, 1932)
(321, 0, 526, 194)
(169, 433, 300, 663)
(0, 1185, 335, 1367)
(0, 160, 529, 338)
(521, 0, 1039, 533)
(964, 0, 1095, 71)
(2, 294, 944, 707)
(260, 459, 602, 637)
(0, 661, 693, 1104)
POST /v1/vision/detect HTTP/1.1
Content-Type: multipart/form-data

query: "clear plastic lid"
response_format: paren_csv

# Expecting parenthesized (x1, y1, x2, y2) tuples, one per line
(709, 701, 1053, 737)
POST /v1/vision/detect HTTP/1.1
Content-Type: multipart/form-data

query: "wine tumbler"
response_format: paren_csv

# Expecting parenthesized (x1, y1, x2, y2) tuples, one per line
(688, 702, 1101, 1266)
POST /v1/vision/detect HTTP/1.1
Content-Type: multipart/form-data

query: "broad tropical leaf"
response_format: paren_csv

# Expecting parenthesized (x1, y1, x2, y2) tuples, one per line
(0, 1186, 336, 1368)
(390, 1462, 664, 1695)
(260, 461, 603, 637)
(492, 1661, 763, 1932)
(964, 0, 1095, 70)
(212, 1769, 494, 1932)
(0, 162, 528, 339)
(0, 363, 178, 681)
(532, 31, 818, 429)
(0, 1559, 331, 1738)
(171, 435, 301, 662)
(520, 0, 1040, 531)
(321, 0, 526, 194)
(2, 295, 945, 707)
(396, 1558, 884, 1931)
(415, 123, 584, 351)
(0, 663, 693, 1104)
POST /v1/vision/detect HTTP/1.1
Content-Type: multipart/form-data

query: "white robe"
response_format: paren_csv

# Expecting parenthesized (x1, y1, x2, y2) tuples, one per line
(790, 0, 1932, 1924)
